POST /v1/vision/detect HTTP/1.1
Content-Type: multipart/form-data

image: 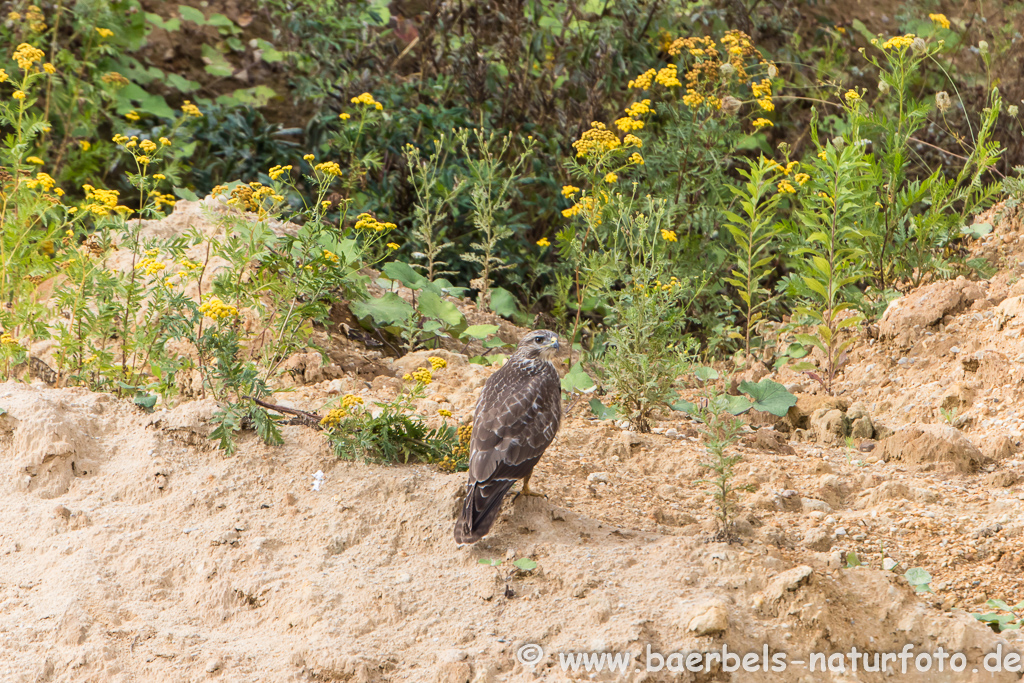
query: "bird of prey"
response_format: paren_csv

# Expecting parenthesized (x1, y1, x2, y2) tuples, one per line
(454, 329, 562, 544)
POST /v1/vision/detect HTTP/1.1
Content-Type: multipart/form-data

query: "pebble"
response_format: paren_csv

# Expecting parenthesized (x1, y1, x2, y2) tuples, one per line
(206, 659, 222, 673)
(587, 472, 610, 484)
(883, 558, 898, 571)
(834, 527, 848, 537)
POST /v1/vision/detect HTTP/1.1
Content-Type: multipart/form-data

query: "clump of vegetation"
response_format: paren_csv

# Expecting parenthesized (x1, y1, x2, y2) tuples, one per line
(695, 396, 745, 541)
(320, 360, 457, 465)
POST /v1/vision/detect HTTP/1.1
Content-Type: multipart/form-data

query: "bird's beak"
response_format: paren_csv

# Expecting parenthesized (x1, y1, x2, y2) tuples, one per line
(548, 338, 560, 351)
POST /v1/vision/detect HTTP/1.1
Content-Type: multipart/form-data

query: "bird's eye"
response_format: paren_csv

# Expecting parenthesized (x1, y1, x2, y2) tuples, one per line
(534, 336, 544, 343)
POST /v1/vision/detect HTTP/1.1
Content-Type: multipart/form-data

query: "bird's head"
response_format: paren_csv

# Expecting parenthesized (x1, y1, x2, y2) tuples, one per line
(514, 329, 560, 362)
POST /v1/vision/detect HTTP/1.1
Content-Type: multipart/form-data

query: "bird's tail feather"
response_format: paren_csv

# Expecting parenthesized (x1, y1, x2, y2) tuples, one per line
(454, 479, 516, 544)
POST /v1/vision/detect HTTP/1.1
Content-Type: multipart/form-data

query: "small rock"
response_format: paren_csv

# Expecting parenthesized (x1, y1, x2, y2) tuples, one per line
(834, 527, 848, 537)
(681, 598, 729, 636)
(883, 558, 898, 571)
(803, 527, 833, 552)
(396, 573, 412, 584)
(206, 659, 222, 673)
(587, 472, 610, 484)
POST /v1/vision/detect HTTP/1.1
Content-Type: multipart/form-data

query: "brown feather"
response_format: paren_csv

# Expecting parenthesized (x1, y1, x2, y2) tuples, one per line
(454, 330, 562, 544)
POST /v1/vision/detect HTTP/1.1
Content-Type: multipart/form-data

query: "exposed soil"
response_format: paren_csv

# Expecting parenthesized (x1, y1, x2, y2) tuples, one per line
(4, 199, 1024, 681)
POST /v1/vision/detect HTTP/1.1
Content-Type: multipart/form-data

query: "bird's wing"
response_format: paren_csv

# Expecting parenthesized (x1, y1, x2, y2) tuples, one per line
(468, 361, 561, 484)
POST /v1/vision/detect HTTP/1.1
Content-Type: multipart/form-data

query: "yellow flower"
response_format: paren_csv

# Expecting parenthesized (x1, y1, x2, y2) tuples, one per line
(536, 237, 551, 247)
(628, 68, 656, 90)
(12, 43, 44, 70)
(159, 136, 171, 146)
(320, 408, 347, 428)
(777, 180, 796, 194)
(322, 249, 340, 264)
(0, 69, 7, 83)
(43, 62, 55, 74)
(428, 356, 447, 371)
(303, 154, 315, 162)
(615, 116, 644, 132)
(387, 242, 399, 250)
(351, 92, 383, 110)
(341, 394, 364, 409)
(315, 161, 342, 177)
(654, 64, 681, 87)
(881, 34, 915, 51)
(78, 140, 91, 151)
(12, 90, 26, 100)
(8, 11, 21, 20)
(757, 97, 775, 112)
(198, 296, 239, 321)
(561, 185, 580, 198)
(25, 156, 43, 164)
(339, 112, 351, 120)
(136, 155, 150, 165)
(82, 183, 121, 216)
(153, 173, 166, 180)
(660, 229, 678, 242)
(794, 172, 810, 185)
(628, 152, 644, 165)
(353, 212, 397, 232)
(140, 139, 157, 153)
(844, 89, 860, 102)
(603, 172, 618, 183)
(929, 13, 950, 30)
(411, 367, 433, 384)
(268, 164, 292, 180)
(624, 99, 654, 117)
(438, 409, 453, 418)
(181, 100, 202, 117)
(752, 118, 773, 129)
(25, 171, 56, 192)
(0, 332, 20, 348)
(572, 121, 621, 157)
(135, 256, 167, 276)
(817, 150, 828, 161)
(623, 134, 642, 148)
(124, 110, 140, 122)
(95, 27, 114, 38)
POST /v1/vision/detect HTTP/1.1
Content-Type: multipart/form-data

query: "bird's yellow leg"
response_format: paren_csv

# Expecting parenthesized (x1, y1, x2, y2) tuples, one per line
(520, 474, 545, 498)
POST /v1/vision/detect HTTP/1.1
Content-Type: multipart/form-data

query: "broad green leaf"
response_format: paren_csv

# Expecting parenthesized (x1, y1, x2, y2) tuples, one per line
(489, 287, 519, 319)
(513, 557, 537, 571)
(589, 399, 620, 420)
(178, 5, 207, 24)
(133, 394, 157, 412)
(350, 292, 414, 326)
(904, 567, 932, 592)
(693, 366, 719, 382)
(561, 363, 594, 393)
(418, 291, 464, 327)
(382, 261, 428, 291)
(478, 558, 502, 566)
(846, 551, 861, 568)
(461, 324, 499, 340)
(738, 379, 797, 417)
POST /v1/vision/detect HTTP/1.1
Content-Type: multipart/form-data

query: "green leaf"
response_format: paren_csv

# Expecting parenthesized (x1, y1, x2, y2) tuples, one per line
(133, 394, 157, 412)
(0, 406, 6, 415)
(382, 261, 428, 291)
(489, 287, 519, 319)
(174, 186, 200, 201)
(589, 399, 620, 420)
(738, 379, 798, 417)
(693, 366, 719, 382)
(478, 558, 502, 566)
(350, 292, 414, 326)
(845, 551, 861, 568)
(724, 394, 753, 415)
(560, 363, 595, 393)
(963, 222, 993, 239)
(461, 324, 499, 340)
(418, 291, 464, 327)
(178, 5, 207, 24)
(513, 557, 537, 571)
(904, 567, 932, 592)
(251, 405, 283, 446)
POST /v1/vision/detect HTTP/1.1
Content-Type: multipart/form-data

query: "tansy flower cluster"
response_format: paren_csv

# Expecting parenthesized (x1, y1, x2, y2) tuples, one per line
(402, 367, 433, 384)
(753, 118, 773, 129)
(15, 5, 47, 33)
(322, 250, 340, 264)
(0, 332, 20, 347)
(353, 213, 397, 232)
(879, 34, 916, 51)
(268, 164, 292, 180)
(777, 180, 796, 194)
(341, 394, 364, 409)
(26, 172, 60, 194)
(561, 185, 580, 198)
(227, 182, 284, 214)
(81, 184, 127, 216)
(536, 237, 551, 247)
(150, 192, 177, 211)
(562, 195, 599, 219)
(615, 99, 654, 133)
(438, 409, 453, 418)
(351, 92, 384, 110)
(96, 27, 114, 38)
(314, 161, 342, 177)
(661, 229, 678, 242)
(198, 297, 239, 321)
(135, 255, 167, 276)
(572, 121, 621, 157)
(428, 356, 447, 371)
(929, 13, 950, 30)
(453, 423, 473, 458)
(12, 43, 44, 70)
(628, 152, 644, 165)
(320, 408, 348, 429)
(181, 100, 203, 117)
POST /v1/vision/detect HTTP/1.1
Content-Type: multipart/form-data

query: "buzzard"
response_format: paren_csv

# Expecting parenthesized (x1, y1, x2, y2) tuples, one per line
(454, 329, 562, 544)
